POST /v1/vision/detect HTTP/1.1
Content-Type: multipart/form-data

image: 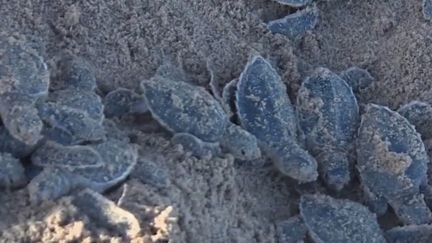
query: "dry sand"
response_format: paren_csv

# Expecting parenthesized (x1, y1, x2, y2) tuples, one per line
(1, 0, 432, 242)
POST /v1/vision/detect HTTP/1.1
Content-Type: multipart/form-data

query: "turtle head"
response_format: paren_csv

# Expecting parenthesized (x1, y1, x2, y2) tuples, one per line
(268, 143, 318, 183)
(319, 152, 351, 191)
(221, 123, 261, 161)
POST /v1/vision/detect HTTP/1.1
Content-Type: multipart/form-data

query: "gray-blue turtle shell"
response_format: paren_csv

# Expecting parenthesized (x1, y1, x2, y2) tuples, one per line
(31, 138, 137, 191)
(300, 194, 386, 243)
(297, 67, 359, 155)
(141, 76, 228, 143)
(267, 6, 319, 40)
(357, 104, 429, 200)
(78, 138, 137, 189)
(31, 141, 103, 169)
(236, 55, 297, 147)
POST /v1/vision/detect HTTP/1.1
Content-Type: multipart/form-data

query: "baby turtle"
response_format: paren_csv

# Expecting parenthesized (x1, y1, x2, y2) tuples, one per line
(273, 0, 313, 7)
(424, 0, 432, 21)
(140, 74, 261, 161)
(28, 137, 137, 203)
(357, 104, 432, 225)
(236, 55, 317, 182)
(276, 216, 308, 243)
(296, 67, 359, 190)
(267, 5, 319, 40)
(398, 101, 432, 140)
(103, 88, 148, 118)
(300, 194, 386, 243)
(385, 224, 432, 243)
(0, 36, 48, 145)
(0, 152, 26, 189)
(38, 102, 106, 145)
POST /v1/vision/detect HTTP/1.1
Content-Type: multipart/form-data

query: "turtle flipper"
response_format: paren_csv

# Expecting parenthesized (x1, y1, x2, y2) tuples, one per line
(171, 133, 221, 159)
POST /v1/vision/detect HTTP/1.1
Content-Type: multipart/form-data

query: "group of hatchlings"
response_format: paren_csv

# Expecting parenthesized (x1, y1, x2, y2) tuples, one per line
(2, 0, 432, 242)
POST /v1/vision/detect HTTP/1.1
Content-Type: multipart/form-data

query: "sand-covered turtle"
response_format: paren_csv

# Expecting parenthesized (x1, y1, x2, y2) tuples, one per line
(0, 36, 49, 145)
(267, 5, 319, 40)
(27, 136, 137, 203)
(273, 0, 313, 7)
(385, 224, 432, 243)
(398, 101, 432, 140)
(300, 194, 386, 243)
(140, 72, 261, 161)
(296, 67, 359, 190)
(36, 56, 106, 145)
(0, 152, 26, 189)
(357, 104, 432, 225)
(236, 55, 318, 182)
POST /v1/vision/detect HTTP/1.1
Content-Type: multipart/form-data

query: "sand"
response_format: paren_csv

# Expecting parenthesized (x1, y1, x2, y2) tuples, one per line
(0, 0, 432, 242)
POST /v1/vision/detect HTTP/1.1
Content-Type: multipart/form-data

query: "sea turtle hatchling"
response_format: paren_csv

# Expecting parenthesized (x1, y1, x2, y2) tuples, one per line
(267, 5, 319, 40)
(0, 37, 49, 145)
(357, 104, 432, 225)
(140, 71, 261, 161)
(27, 136, 138, 203)
(296, 67, 359, 190)
(300, 194, 386, 243)
(236, 55, 318, 182)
